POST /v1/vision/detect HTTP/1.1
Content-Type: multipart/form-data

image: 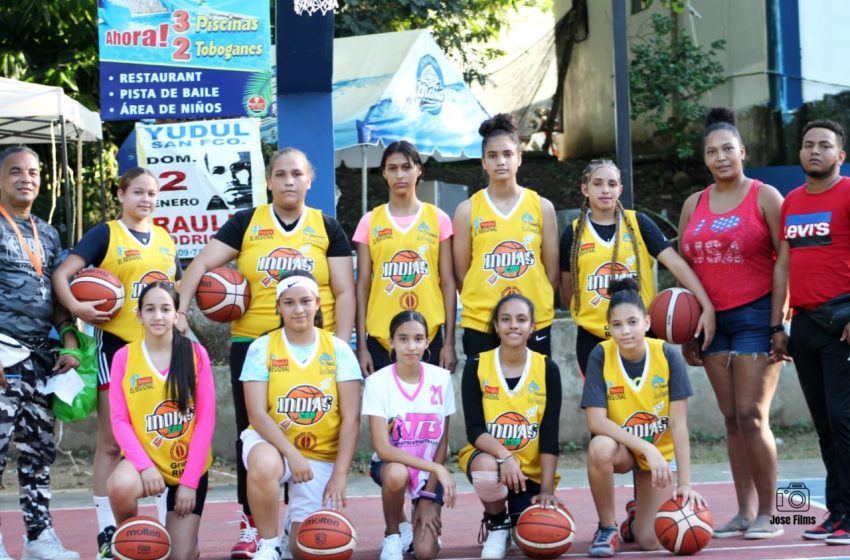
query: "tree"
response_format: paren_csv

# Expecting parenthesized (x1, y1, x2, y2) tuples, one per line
(335, 0, 539, 83)
(628, 12, 725, 160)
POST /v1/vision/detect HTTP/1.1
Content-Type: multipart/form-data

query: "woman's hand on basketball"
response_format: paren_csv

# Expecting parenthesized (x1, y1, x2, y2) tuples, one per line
(643, 445, 672, 489)
(414, 499, 442, 542)
(174, 485, 196, 518)
(681, 340, 702, 367)
(675, 484, 706, 512)
(433, 465, 456, 508)
(499, 456, 527, 494)
(357, 347, 374, 377)
(287, 452, 314, 484)
(175, 313, 190, 336)
(322, 471, 347, 511)
(531, 492, 563, 510)
(140, 467, 166, 498)
(72, 300, 111, 325)
(439, 342, 456, 373)
(695, 309, 715, 351)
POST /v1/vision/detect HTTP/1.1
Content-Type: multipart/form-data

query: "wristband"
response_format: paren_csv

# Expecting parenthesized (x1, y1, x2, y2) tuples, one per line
(769, 324, 785, 334)
(416, 490, 442, 505)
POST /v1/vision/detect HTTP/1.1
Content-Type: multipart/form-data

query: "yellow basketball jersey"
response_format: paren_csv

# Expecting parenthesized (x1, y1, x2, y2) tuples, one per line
(600, 338, 673, 470)
(233, 206, 334, 338)
(121, 341, 212, 485)
(365, 203, 444, 350)
(457, 349, 559, 485)
(253, 328, 341, 462)
(99, 221, 178, 342)
(572, 210, 655, 339)
(460, 189, 554, 332)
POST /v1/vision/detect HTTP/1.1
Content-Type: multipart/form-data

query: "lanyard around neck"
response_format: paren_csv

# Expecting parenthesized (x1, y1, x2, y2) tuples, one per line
(0, 204, 43, 279)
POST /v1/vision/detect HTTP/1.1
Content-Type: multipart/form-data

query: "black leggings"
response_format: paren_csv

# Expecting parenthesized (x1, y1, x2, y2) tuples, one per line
(229, 340, 252, 515)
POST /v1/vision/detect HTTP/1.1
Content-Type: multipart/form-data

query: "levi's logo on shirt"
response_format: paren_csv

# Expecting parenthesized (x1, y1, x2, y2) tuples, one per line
(785, 212, 831, 248)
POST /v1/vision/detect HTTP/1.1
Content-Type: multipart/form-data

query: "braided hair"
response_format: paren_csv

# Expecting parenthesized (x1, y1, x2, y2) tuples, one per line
(569, 160, 643, 315)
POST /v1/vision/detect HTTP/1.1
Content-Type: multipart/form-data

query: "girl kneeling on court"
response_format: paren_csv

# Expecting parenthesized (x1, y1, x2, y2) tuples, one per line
(362, 311, 457, 560)
(582, 277, 705, 558)
(241, 270, 361, 560)
(458, 294, 563, 560)
(107, 282, 215, 560)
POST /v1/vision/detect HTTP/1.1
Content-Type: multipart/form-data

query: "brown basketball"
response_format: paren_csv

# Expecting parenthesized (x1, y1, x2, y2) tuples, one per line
(649, 288, 701, 344)
(111, 515, 170, 560)
(296, 510, 357, 560)
(655, 496, 714, 555)
(515, 504, 576, 558)
(196, 267, 251, 322)
(70, 268, 125, 319)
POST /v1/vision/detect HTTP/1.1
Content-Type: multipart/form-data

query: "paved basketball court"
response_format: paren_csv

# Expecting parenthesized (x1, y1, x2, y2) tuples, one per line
(1, 460, 846, 559)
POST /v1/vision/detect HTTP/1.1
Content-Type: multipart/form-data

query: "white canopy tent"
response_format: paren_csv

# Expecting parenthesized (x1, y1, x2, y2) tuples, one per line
(0, 78, 104, 244)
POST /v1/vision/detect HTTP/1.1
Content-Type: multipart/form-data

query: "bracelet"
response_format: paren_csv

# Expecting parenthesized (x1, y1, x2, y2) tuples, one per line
(769, 324, 786, 334)
(418, 490, 437, 501)
(495, 455, 515, 465)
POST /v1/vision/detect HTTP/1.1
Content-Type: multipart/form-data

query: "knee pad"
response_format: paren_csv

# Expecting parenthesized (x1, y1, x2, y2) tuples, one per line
(471, 471, 508, 502)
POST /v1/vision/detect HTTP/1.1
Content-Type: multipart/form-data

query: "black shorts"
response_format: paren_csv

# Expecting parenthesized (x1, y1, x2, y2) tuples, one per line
(95, 328, 128, 390)
(369, 459, 446, 505)
(462, 450, 542, 525)
(165, 472, 209, 516)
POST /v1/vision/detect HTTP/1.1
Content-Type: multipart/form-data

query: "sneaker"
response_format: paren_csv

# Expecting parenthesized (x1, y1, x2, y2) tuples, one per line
(744, 515, 784, 539)
(253, 540, 281, 560)
(97, 525, 116, 558)
(0, 533, 12, 560)
(279, 512, 292, 560)
(826, 517, 850, 545)
(714, 515, 751, 538)
(22, 527, 81, 560)
(803, 510, 845, 540)
(478, 516, 511, 559)
(231, 512, 259, 559)
(380, 534, 404, 560)
(399, 521, 413, 553)
(589, 525, 619, 558)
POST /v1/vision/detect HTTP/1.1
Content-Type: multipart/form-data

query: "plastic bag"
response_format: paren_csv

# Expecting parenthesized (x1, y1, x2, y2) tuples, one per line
(52, 326, 99, 423)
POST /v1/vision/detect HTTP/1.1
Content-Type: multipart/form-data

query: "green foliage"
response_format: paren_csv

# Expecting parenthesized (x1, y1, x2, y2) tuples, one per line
(335, 0, 537, 84)
(629, 13, 726, 160)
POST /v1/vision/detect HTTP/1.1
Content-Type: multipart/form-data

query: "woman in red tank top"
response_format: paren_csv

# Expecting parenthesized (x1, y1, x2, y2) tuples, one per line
(678, 108, 786, 539)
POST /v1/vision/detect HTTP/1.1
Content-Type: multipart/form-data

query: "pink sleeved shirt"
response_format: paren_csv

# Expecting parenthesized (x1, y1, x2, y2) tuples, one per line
(352, 207, 453, 244)
(109, 341, 216, 489)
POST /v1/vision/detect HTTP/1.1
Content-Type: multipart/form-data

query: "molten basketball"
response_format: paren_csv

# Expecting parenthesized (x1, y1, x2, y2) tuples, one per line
(649, 288, 701, 344)
(111, 516, 170, 560)
(296, 510, 357, 560)
(70, 268, 125, 320)
(515, 504, 575, 558)
(196, 267, 251, 322)
(655, 496, 714, 555)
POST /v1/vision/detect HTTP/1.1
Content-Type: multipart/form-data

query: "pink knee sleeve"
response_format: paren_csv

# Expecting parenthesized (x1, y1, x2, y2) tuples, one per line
(472, 471, 508, 501)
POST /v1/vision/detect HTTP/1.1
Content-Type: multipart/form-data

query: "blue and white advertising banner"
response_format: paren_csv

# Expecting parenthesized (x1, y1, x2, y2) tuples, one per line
(99, 0, 272, 121)
(136, 118, 267, 258)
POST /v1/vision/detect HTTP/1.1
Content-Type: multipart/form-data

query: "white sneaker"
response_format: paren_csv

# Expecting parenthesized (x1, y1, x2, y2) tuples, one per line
(480, 527, 510, 560)
(399, 521, 413, 552)
(254, 540, 282, 560)
(22, 527, 81, 560)
(0, 532, 12, 560)
(380, 533, 404, 560)
(279, 512, 293, 560)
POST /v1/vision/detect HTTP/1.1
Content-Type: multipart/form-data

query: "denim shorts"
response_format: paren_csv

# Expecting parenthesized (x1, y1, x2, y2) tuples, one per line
(702, 293, 772, 356)
(370, 459, 445, 504)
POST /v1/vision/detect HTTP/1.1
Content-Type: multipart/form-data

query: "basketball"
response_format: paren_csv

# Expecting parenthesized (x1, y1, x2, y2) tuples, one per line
(514, 504, 575, 558)
(655, 496, 714, 555)
(70, 268, 125, 320)
(296, 510, 357, 560)
(111, 516, 170, 560)
(649, 288, 701, 344)
(196, 267, 251, 322)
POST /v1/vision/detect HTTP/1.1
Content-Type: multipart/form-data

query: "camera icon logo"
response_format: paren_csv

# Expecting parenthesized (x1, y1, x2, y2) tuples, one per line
(776, 482, 810, 512)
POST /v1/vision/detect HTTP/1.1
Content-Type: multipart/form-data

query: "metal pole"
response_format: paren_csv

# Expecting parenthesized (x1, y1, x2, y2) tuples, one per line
(612, 0, 634, 209)
(361, 145, 368, 216)
(59, 120, 74, 246)
(99, 141, 107, 220)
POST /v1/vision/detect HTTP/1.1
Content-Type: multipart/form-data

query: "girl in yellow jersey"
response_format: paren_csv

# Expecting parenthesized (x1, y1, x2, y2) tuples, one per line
(107, 282, 215, 560)
(559, 160, 715, 377)
(458, 294, 562, 560)
(354, 141, 457, 376)
(582, 278, 705, 557)
(240, 270, 361, 560)
(175, 149, 355, 557)
(52, 167, 180, 555)
(453, 114, 559, 360)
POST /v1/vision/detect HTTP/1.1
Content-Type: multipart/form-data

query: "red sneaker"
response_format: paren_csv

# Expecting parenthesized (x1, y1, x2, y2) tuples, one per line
(231, 512, 259, 559)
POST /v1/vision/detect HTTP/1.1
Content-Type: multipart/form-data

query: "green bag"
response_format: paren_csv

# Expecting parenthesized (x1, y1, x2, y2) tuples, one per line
(52, 326, 99, 423)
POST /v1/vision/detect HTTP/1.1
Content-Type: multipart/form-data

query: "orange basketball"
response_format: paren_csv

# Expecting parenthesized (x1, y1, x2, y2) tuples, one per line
(490, 240, 531, 279)
(111, 515, 170, 560)
(649, 288, 701, 344)
(385, 250, 427, 289)
(655, 496, 713, 555)
(284, 385, 328, 425)
(70, 268, 125, 319)
(491, 411, 535, 451)
(196, 267, 251, 322)
(515, 504, 576, 558)
(296, 510, 357, 560)
(623, 411, 663, 445)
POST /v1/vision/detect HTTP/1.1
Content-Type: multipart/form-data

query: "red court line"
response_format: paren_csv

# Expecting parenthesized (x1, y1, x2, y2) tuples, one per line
(0, 482, 838, 559)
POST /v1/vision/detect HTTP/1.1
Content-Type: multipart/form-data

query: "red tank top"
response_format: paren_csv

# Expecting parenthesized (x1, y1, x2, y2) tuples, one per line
(681, 181, 775, 311)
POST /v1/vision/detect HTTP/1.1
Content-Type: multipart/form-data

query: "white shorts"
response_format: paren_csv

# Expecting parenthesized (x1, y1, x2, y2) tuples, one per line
(240, 429, 335, 523)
